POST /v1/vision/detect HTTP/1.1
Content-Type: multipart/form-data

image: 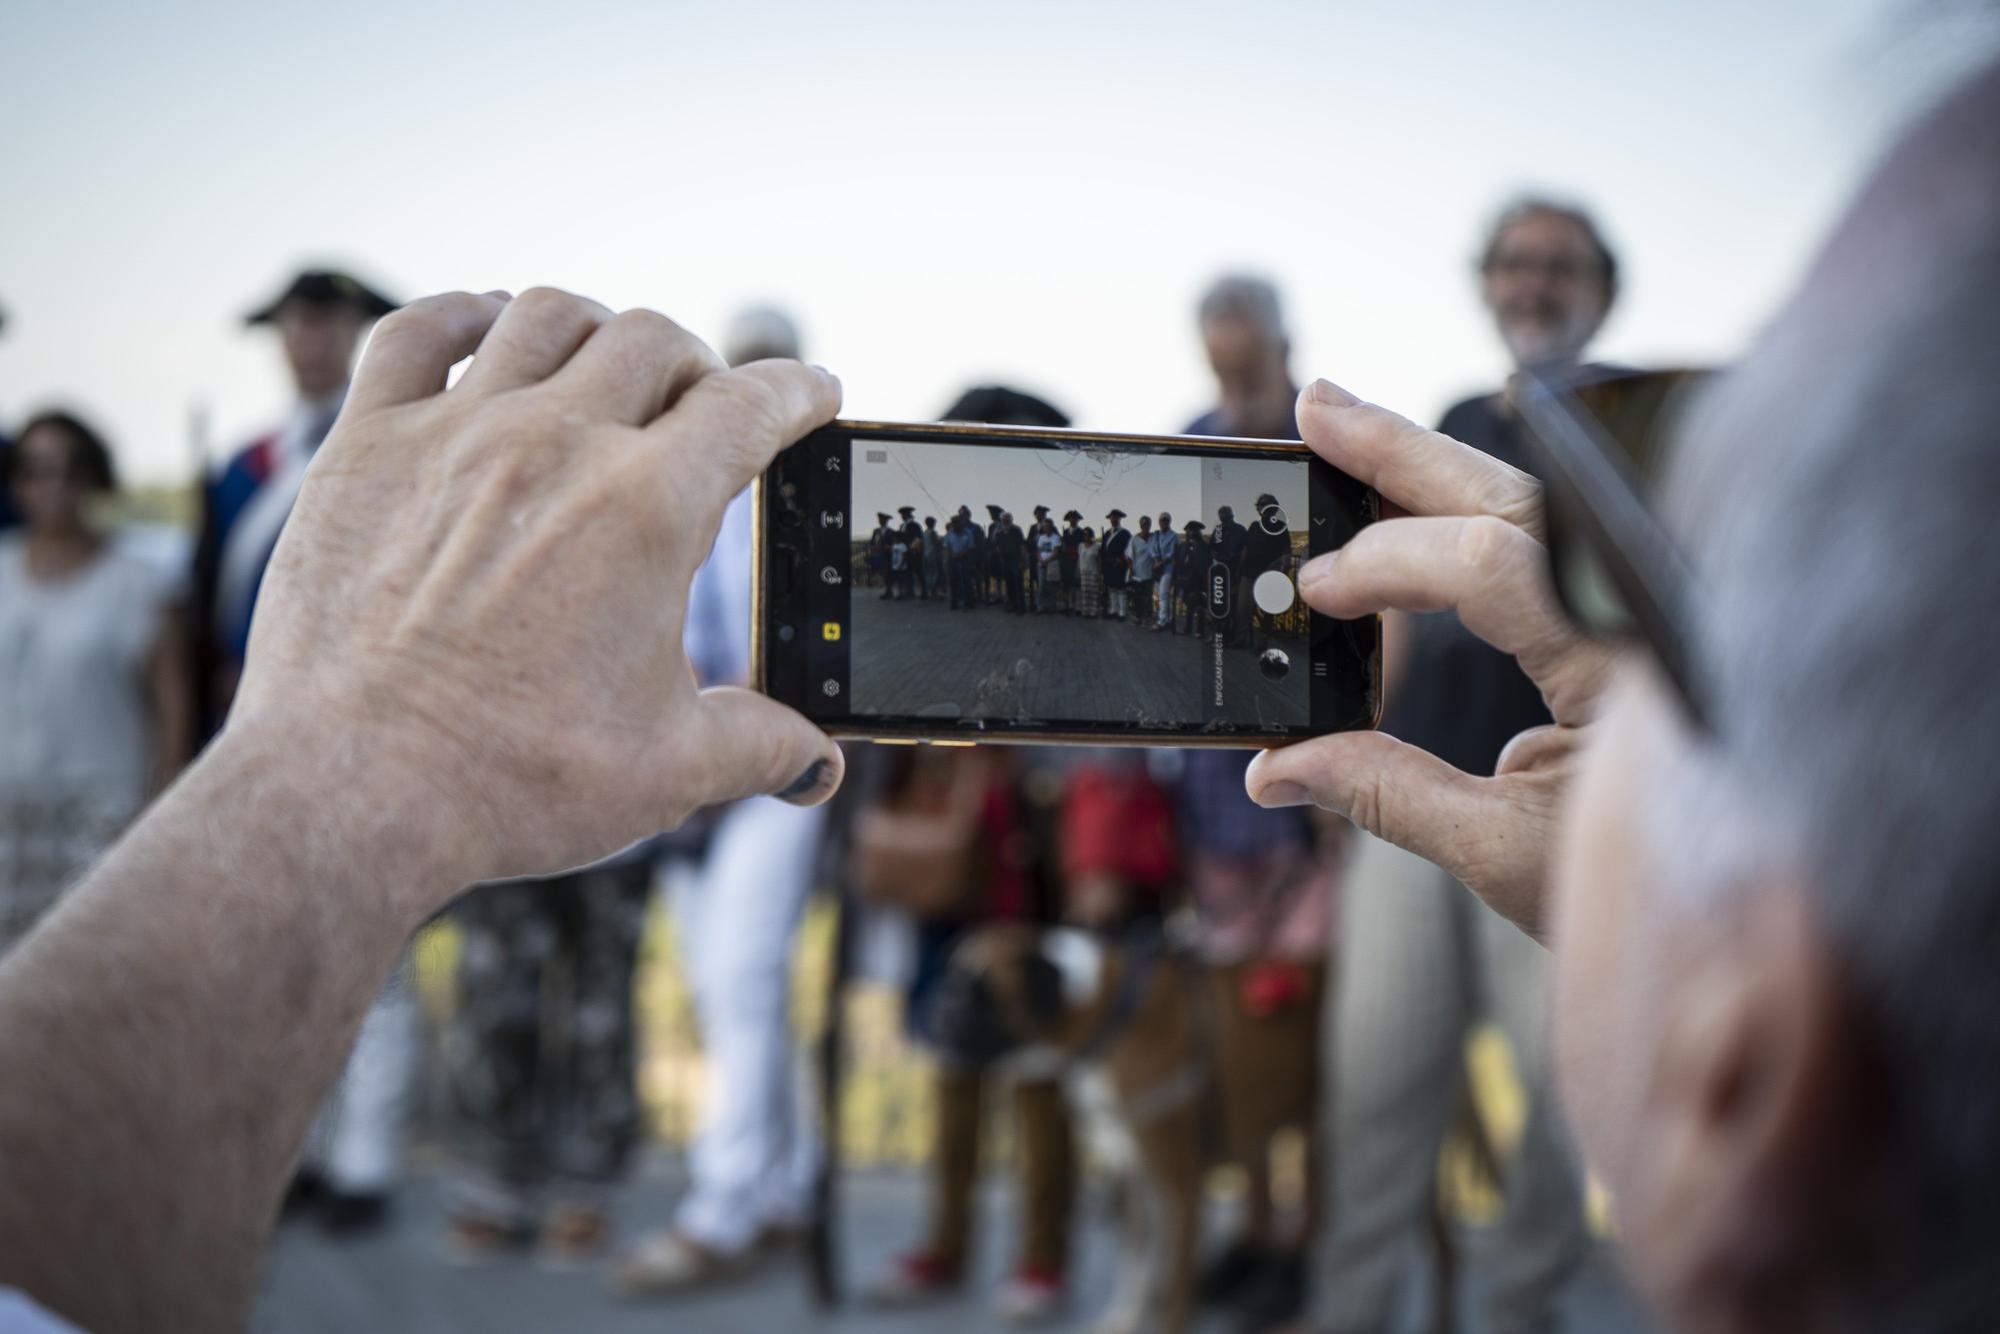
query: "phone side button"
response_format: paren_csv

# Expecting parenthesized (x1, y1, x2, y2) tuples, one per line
(872, 738, 919, 746)
(931, 739, 977, 747)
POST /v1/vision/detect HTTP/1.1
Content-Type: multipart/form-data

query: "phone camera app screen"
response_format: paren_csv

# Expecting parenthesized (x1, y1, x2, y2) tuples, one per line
(842, 435, 1314, 733)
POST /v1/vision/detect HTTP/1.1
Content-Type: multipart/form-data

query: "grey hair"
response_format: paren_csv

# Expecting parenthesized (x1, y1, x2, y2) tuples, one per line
(721, 304, 801, 367)
(1659, 59, 2000, 1326)
(1196, 273, 1286, 342)
(1479, 194, 1620, 303)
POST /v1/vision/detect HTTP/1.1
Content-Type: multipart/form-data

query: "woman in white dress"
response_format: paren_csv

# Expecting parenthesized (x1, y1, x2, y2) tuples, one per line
(1077, 529, 1103, 618)
(1034, 520, 1062, 613)
(0, 411, 190, 949)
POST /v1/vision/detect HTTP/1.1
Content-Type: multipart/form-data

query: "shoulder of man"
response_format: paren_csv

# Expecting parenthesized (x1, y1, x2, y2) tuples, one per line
(0, 1290, 85, 1334)
(1436, 391, 1500, 436)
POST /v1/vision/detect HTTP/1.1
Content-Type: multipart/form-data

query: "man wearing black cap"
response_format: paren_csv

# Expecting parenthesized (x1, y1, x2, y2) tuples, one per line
(1101, 510, 1131, 621)
(1027, 505, 1051, 610)
(1175, 520, 1209, 636)
(1059, 511, 1083, 616)
(193, 269, 397, 731)
(187, 267, 408, 1234)
(982, 503, 1006, 606)
(896, 506, 916, 600)
(992, 510, 1027, 613)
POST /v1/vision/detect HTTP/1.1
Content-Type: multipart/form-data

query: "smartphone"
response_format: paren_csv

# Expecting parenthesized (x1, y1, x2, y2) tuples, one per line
(753, 419, 1381, 746)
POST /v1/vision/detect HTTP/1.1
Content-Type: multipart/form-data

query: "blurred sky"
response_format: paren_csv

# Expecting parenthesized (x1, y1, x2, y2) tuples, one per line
(2, 0, 1992, 483)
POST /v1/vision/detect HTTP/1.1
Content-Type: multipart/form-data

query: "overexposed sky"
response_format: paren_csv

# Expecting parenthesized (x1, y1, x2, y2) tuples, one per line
(850, 437, 1308, 539)
(1, 0, 1988, 483)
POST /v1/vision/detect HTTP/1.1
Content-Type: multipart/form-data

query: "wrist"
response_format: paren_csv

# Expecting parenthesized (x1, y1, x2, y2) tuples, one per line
(198, 706, 478, 924)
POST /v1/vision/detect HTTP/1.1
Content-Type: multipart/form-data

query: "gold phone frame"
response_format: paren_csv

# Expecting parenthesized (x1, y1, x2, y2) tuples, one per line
(749, 418, 1382, 748)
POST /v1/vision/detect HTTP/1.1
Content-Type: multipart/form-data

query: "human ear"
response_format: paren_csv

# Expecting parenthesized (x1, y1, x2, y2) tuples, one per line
(1629, 883, 1886, 1332)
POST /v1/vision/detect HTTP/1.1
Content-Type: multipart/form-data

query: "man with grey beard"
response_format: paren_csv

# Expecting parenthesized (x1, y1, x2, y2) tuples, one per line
(1307, 199, 1620, 1333)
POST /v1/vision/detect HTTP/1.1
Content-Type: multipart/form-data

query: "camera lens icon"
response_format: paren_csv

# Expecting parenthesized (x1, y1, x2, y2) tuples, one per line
(1259, 648, 1291, 681)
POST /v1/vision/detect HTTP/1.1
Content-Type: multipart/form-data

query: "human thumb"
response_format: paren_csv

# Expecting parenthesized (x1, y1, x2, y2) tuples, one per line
(688, 686, 845, 809)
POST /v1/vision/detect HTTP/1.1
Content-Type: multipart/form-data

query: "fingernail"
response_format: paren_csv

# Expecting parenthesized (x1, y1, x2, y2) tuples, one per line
(1307, 378, 1360, 407)
(1298, 551, 1337, 589)
(777, 758, 831, 802)
(483, 289, 513, 301)
(1255, 781, 1313, 808)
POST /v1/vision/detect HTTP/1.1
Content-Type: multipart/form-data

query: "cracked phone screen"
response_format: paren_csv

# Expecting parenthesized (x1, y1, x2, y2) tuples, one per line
(847, 435, 1311, 732)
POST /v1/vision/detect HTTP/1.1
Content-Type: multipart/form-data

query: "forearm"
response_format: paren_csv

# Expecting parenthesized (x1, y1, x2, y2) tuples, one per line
(0, 723, 453, 1333)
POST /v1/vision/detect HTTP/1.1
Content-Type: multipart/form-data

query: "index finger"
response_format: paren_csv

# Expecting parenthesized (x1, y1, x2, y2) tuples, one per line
(1297, 379, 1545, 540)
(346, 291, 512, 415)
(652, 359, 843, 512)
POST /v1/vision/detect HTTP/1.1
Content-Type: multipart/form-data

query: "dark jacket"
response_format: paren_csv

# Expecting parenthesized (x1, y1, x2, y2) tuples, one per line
(1102, 527, 1132, 587)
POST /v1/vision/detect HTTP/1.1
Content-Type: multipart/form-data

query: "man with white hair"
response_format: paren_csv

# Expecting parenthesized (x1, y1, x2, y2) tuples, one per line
(1186, 276, 1303, 655)
(1187, 273, 1299, 442)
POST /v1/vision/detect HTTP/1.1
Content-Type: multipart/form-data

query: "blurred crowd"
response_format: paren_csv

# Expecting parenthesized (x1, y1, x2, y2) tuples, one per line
(860, 491, 1300, 646)
(1, 191, 1622, 1333)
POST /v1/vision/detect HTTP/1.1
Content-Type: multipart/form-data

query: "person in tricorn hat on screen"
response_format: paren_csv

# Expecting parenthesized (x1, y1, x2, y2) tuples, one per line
(894, 506, 919, 600)
(1101, 508, 1131, 621)
(1027, 504, 1051, 609)
(187, 266, 411, 1235)
(983, 503, 1007, 605)
(1058, 510, 1083, 617)
(1175, 519, 1209, 637)
(992, 509, 1027, 614)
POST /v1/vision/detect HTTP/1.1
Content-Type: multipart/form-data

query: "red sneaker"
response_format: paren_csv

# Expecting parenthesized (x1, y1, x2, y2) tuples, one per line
(864, 1249, 965, 1307)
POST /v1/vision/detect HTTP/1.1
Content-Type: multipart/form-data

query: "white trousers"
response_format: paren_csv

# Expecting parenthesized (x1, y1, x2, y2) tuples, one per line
(670, 796, 826, 1254)
(1313, 834, 1590, 1334)
(301, 959, 420, 1194)
(1154, 570, 1175, 625)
